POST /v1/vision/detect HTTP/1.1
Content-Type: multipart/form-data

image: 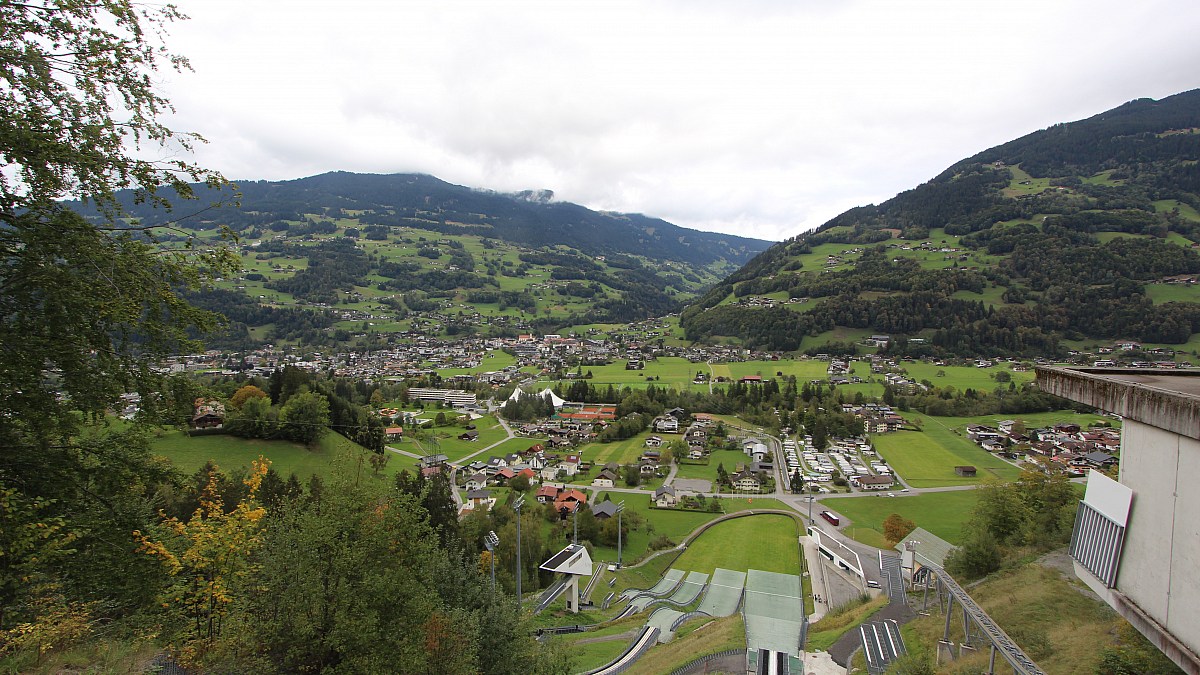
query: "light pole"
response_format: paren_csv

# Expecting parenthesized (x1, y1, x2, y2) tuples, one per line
(573, 501, 580, 544)
(615, 501, 626, 568)
(807, 487, 814, 523)
(514, 495, 525, 606)
(484, 530, 500, 592)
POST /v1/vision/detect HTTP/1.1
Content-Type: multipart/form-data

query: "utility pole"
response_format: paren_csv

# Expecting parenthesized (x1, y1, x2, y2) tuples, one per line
(616, 501, 626, 567)
(514, 495, 525, 606)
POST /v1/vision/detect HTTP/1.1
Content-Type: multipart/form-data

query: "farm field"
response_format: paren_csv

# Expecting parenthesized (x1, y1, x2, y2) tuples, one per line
(580, 431, 663, 467)
(673, 514, 800, 574)
(950, 284, 1009, 307)
(823, 490, 981, 548)
(149, 429, 389, 480)
(451, 436, 546, 464)
(927, 410, 1119, 434)
(1145, 282, 1200, 305)
(540, 357, 706, 391)
(871, 413, 1021, 487)
(409, 414, 509, 462)
(896, 362, 1034, 390)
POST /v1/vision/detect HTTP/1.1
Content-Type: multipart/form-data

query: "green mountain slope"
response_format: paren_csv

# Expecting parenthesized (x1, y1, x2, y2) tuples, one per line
(81, 173, 769, 348)
(681, 89, 1200, 356)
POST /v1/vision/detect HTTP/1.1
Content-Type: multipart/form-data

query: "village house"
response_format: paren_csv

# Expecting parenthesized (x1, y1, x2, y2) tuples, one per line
(732, 471, 762, 492)
(591, 501, 619, 519)
(592, 468, 618, 488)
(465, 472, 488, 491)
(535, 484, 560, 504)
(854, 474, 895, 490)
(191, 398, 225, 429)
(553, 489, 588, 519)
(466, 489, 494, 510)
(654, 416, 679, 433)
(654, 485, 678, 507)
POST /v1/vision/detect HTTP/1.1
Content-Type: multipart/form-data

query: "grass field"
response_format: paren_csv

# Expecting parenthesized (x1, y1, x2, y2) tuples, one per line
(1146, 282, 1200, 304)
(588, 494, 799, 563)
(897, 362, 1034, 390)
(581, 431, 662, 467)
(673, 514, 800, 574)
(409, 414, 509, 462)
(673, 448, 748, 484)
(929, 409, 1119, 432)
(871, 413, 1021, 487)
(824, 490, 981, 548)
(589, 493, 715, 563)
(540, 357, 708, 392)
(149, 429, 389, 480)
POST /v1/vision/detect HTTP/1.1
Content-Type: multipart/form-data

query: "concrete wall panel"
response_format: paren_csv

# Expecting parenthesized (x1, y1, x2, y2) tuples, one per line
(1169, 435, 1200, 657)
(1118, 421, 1176, 619)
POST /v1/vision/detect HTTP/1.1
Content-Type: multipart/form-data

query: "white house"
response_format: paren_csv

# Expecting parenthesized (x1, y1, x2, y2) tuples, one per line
(654, 485, 677, 507)
(592, 468, 617, 488)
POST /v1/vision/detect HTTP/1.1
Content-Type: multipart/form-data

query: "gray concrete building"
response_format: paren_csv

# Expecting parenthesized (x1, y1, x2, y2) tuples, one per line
(1037, 367, 1200, 675)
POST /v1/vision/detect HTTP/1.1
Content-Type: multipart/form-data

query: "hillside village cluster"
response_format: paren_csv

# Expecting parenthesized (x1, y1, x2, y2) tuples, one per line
(164, 328, 1135, 522)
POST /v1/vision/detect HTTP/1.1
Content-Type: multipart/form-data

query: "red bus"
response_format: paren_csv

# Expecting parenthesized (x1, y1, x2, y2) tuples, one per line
(820, 510, 840, 526)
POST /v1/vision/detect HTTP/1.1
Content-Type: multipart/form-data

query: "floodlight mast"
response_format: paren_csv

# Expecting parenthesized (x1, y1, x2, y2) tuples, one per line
(514, 495, 526, 606)
(484, 530, 500, 591)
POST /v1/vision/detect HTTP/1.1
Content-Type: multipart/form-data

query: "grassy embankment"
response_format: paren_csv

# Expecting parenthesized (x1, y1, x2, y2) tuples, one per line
(900, 562, 1131, 674)
(149, 428, 390, 480)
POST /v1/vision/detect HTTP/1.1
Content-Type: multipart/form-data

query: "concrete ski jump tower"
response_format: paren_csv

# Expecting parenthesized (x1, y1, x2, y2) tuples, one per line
(540, 543, 592, 613)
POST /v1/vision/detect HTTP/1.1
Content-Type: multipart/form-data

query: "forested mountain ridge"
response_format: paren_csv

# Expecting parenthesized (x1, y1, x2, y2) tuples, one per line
(681, 89, 1200, 356)
(71, 172, 770, 347)
(88, 171, 769, 266)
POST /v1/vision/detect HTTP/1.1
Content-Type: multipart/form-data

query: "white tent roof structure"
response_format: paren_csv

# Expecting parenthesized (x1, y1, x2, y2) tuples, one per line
(539, 388, 567, 409)
(507, 386, 567, 409)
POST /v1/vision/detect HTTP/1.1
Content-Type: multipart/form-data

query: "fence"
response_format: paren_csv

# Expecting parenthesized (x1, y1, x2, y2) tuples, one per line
(668, 649, 747, 675)
(145, 653, 190, 675)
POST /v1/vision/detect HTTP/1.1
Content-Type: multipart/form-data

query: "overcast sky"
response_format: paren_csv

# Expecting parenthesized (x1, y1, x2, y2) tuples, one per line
(160, 0, 1200, 242)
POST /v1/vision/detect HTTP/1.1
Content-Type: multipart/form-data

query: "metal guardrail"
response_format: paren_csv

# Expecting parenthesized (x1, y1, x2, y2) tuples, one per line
(534, 624, 589, 637)
(601, 591, 616, 610)
(536, 578, 568, 612)
(669, 610, 710, 631)
(581, 562, 604, 602)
